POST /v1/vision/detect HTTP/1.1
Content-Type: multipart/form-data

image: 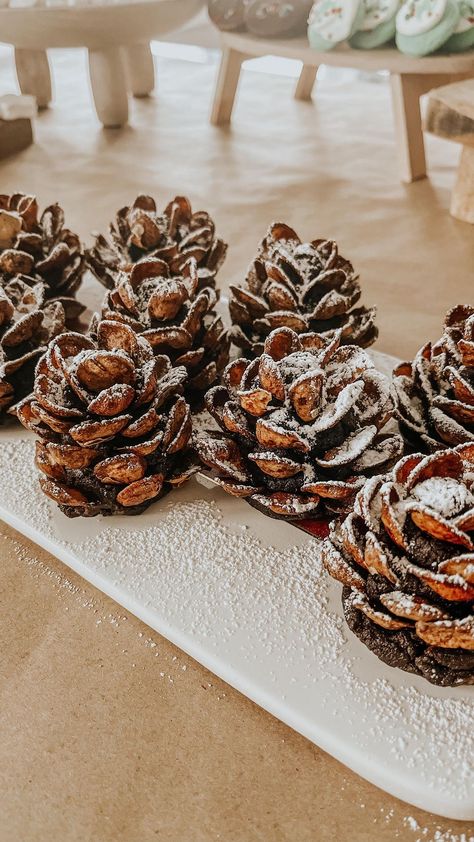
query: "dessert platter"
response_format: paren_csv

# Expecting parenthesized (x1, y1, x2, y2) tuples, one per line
(208, 0, 474, 55)
(0, 192, 472, 819)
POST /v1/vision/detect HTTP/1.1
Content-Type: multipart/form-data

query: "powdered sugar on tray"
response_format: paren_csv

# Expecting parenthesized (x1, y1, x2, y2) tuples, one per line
(403, 816, 474, 842)
(0, 431, 473, 817)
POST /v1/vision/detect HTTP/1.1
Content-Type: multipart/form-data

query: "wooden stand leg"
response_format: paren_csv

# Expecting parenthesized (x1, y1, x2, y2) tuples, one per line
(390, 73, 427, 183)
(88, 47, 129, 128)
(15, 48, 52, 109)
(124, 43, 155, 98)
(211, 46, 246, 126)
(294, 65, 317, 102)
(450, 146, 474, 224)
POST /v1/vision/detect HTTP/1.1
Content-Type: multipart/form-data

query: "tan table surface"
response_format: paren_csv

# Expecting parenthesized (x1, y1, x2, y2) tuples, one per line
(0, 47, 473, 842)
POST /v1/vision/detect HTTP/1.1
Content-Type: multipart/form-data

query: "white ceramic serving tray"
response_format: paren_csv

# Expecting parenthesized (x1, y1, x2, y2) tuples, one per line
(1, 351, 473, 821)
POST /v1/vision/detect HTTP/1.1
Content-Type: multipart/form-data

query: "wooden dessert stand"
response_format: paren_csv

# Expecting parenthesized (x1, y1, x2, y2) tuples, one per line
(425, 79, 474, 223)
(210, 32, 474, 183)
(0, 0, 203, 128)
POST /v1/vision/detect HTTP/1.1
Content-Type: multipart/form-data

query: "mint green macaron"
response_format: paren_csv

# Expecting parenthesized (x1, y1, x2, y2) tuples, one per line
(308, 0, 365, 50)
(350, 0, 400, 47)
(443, 0, 474, 50)
(396, 0, 460, 56)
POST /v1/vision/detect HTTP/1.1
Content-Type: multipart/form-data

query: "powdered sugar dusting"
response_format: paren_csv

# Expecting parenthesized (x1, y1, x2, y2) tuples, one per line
(413, 478, 473, 519)
(403, 815, 474, 841)
(278, 351, 319, 384)
(0, 434, 473, 815)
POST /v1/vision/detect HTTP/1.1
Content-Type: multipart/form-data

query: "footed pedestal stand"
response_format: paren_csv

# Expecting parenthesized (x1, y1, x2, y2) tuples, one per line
(0, 0, 203, 128)
(210, 32, 474, 183)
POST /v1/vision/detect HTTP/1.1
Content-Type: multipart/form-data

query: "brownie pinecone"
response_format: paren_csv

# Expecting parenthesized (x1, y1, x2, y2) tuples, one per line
(208, 0, 248, 30)
(229, 223, 378, 357)
(208, 0, 312, 35)
(16, 320, 196, 517)
(0, 277, 66, 416)
(96, 255, 230, 402)
(394, 305, 474, 454)
(322, 445, 474, 686)
(244, 0, 314, 37)
(86, 194, 227, 290)
(0, 193, 85, 321)
(194, 326, 403, 521)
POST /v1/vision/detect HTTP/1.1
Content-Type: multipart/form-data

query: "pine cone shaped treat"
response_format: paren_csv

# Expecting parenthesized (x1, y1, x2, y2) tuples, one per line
(16, 320, 196, 517)
(194, 326, 403, 521)
(96, 256, 230, 403)
(229, 223, 378, 357)
(0, 193, 85, 321)
(322, 445, 474, 686)
(245, 0, 314, 37)
(86, 194, 227, 290)
(208, 0, 248, 30)
(394, 305, 474, 454)
(0, 278, 66, 416)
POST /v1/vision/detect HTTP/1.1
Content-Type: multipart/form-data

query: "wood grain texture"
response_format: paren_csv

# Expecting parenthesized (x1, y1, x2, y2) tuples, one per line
(426, 79, 474, 146)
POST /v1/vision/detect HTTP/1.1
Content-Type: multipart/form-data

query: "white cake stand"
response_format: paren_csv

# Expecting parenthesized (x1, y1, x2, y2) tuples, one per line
(0, 0, 203, 127)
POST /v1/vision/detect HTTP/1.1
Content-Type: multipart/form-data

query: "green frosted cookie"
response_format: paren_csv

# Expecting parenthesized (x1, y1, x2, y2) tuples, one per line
(443, 0, 474, 50)
(396, 0, 460, 55)
(350, 0, 399, 47)
(308, 0, 365, 50)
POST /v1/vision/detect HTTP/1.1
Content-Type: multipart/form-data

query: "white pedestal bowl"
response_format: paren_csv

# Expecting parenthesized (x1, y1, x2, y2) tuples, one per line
(0, 0, 204, 127)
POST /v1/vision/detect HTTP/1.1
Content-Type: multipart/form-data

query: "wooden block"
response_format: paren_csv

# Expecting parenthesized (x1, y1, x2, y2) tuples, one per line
(427, 78, 474, 121)
(425, 80, 474, 147)
(425, 79, 474, 222)
(0, 118, 33, 159)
